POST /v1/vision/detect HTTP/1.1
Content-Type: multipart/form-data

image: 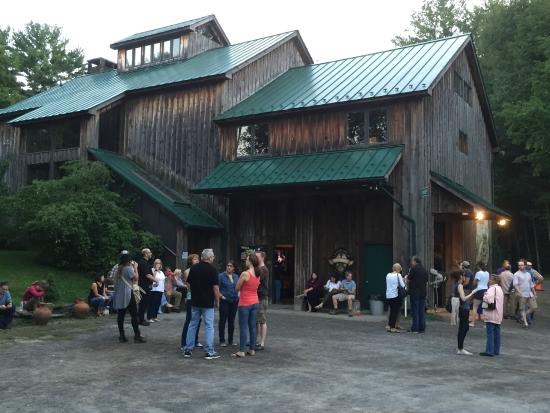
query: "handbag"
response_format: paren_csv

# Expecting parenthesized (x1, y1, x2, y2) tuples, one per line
(120, 274, 146, 305)
(481, 287, 497, 310)
(396, 274, 408, 299)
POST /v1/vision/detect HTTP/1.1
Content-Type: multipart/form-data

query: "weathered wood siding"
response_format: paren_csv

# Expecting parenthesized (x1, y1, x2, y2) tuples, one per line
(0, 121, 23, 191)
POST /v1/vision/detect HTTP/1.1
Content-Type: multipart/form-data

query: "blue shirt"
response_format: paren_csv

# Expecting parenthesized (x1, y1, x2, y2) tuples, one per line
(341, 279, 356, 292)
(218, 272, 239, 302)
(0, 291, 13, 306)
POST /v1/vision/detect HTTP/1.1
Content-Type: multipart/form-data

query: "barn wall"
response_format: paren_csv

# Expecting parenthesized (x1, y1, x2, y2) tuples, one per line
(0, 121, 23, 191)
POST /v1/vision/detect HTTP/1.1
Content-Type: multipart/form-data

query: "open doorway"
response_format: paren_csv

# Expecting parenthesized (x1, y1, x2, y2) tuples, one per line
(273, 245, 294, 304)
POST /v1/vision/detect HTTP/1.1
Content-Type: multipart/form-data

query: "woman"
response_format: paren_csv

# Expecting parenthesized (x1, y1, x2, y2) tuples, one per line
(232, 253, 261, 358)
(480, 274, 504, 357)
(304, 273, 323, 311)
(385, 263, 405, 333)
(113, 253, 145, 343)
(450, 271, 476, 355)
(164, 275, 182, 312)
(314, 275, 341, 310)
(218, 260, 239, 346)
(147, 259, 166, 322)
(180, 254, 202, 351)
(88, 273, 111, 316)
(471, 262, 489, 327)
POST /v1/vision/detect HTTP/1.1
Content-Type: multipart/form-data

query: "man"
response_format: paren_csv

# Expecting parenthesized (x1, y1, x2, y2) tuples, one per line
(183, 249, 221, 360)
(459, 261, 473, 294)
(407, 256, 428, 333)
(496, 259, 510, 275)
(330, 271, 356, 317)
(0, 281, 15, 329)
(137, 248, 155, 326)
(256, 251, 269, 351)
(525, 261, 544, 323)
(22, 281, 46, 312)
(499, 262, 515, 318)
(513, 260, 537, 328)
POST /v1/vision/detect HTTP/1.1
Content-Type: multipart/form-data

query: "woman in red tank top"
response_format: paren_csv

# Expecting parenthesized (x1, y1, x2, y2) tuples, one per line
(232, 253, 261, 358)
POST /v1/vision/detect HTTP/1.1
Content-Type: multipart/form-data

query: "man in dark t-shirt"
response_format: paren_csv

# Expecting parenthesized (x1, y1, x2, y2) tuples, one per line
(408, 256, 428, 333)
(256, 251, 269, 351)
(183, 249, 221, 360)
(137, 248, 154, 325)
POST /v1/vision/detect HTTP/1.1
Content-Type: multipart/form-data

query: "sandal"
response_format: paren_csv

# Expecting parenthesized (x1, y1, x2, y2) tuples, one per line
(231, 352, 246, 358)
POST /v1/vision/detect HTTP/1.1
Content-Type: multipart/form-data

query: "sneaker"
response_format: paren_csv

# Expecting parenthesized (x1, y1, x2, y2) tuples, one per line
(231, 342, 238, 346)
(469, 322, 475, 327)
(457, 349, 473, 356)
(479, 352, 494, 357)
(407, 330, 419, 334)
(134, 335, 146, 343)
(183, 350, 192, 358)
(220, 342, 227, 347)
(196, 342, 204, 348)
(147, 319, 155, 323)
(139, 321, 151, 326)
(329, 309, 336, 315)
(204, 352, 221, 360)
(348, 310, 353, 317)
(152, 318, 159, 322)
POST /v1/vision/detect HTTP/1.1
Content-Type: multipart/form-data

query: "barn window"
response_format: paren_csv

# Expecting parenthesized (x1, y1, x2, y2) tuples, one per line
(172, 38, 181, 57)
(143, 45, 151, 64)
(125, 48, 134, 68)
(236, 124, 269, 157)
(347, 109, 388, 145)
(162, 40, 171, 60)
(459, 130, 468, 154)
(153, 43, 161, 62)
(454, 71, 472, 105)
(25, 119, 81, 153)
(134, 47, 142, 66)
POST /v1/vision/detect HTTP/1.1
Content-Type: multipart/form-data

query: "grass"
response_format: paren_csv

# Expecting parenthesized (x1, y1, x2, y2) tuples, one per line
(0, 250, 92, 305)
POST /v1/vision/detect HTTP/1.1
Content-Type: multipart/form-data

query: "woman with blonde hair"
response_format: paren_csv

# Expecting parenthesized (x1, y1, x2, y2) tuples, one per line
(385, 263, 406, 333)
(147, 258, 166, 322)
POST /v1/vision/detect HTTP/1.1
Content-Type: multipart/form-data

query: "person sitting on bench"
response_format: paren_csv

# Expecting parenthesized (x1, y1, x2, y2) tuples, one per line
(0, 281, 15, 329)
(23, 281, 46, 312)
(314, 275, 341, 311)
(331, 271, 356, 316)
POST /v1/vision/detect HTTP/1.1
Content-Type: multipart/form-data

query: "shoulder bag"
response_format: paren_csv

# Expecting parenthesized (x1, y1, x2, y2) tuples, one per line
(396, 274, 408, 299)
(120, 274, 146, 305)
(482, 287, 497, 310)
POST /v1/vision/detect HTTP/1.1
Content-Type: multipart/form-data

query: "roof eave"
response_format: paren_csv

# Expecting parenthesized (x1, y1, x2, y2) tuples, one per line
(8, 110, 90, 126)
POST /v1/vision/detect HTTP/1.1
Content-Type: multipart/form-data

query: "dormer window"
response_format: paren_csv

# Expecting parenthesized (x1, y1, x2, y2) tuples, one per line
(153, 43, 161, 62)
(124, 37, 185, 70)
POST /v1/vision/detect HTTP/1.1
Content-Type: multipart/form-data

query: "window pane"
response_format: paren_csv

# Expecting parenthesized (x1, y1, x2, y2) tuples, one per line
(153, 43, 161, 62)
(347, 112, 365, 145)
(144, 45, 151, 64)
(134, 47, 142, 66)
(27, 128, 50, 152)
(125, 48, 134, 67)
(368, 109, 388, 143)
(162, 40, 171, 60)
(172, 38, 181, 57)
(237, 124, 269, 157)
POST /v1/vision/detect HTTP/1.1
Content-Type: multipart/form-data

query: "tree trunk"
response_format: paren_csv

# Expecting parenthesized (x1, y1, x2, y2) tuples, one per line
(523, 216, 532, 260)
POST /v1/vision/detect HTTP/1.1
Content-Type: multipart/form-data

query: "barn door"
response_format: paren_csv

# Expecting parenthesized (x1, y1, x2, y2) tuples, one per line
(362, 244, 393, 304)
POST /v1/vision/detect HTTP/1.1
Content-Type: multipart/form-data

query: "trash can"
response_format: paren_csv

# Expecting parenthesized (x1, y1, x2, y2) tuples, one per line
(369, 299, 384, 316)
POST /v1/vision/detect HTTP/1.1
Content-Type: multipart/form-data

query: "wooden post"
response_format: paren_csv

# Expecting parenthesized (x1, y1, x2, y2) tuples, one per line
(294, 198, 313, 310)
(176, 225, 188, 269)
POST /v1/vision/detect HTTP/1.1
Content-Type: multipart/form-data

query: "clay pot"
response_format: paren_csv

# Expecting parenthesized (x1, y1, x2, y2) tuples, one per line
(73, 299, 90, 319)
(33, 303, 53, 325)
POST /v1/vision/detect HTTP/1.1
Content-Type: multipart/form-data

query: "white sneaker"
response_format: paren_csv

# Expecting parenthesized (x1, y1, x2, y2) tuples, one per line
(457, 349, 473, 356)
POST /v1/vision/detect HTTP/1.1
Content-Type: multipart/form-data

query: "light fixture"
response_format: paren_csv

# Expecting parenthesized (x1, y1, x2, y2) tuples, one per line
(497, 219, 508, 227)
(461, 212, 469, 216)
(475, 211, 485, 221)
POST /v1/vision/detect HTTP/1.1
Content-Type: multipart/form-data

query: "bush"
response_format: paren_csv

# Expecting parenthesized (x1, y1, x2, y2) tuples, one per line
(6, 161, 161, 271)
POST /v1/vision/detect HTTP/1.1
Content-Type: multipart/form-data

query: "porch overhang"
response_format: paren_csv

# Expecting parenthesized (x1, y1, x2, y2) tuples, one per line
(430, 171, 511, 222)
(192, 145, 403, 194)
(88, 148, 223, 230)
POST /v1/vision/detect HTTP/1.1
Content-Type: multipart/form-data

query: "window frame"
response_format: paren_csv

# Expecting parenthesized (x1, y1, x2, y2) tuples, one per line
(346, 108, 389, 145)
(459, 130, 468, 154)
(236, 124, 270, 157)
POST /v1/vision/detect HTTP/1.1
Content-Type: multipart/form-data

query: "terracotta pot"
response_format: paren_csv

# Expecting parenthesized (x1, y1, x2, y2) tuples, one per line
(33, 303, 52, 325)
(73, 299, 90, 319)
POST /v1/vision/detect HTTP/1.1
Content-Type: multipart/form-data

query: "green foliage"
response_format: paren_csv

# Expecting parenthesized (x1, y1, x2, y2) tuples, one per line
(393, 0, 470, 46)
(0, 28, 23, 107)
(43, 277, 60, 303)
(6, 160, 161, 271)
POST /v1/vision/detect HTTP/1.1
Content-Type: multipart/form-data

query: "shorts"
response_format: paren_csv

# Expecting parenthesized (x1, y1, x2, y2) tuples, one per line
(257, 298, 268, 324)
(519, 296, 538, 310)
(474, 289, 487, 300)
(334, 293, 355, 301)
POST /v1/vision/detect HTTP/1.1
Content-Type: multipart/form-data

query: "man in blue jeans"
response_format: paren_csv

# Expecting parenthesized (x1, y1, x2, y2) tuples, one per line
(407, 256, 428, 333)
(183, 249, 221, 360)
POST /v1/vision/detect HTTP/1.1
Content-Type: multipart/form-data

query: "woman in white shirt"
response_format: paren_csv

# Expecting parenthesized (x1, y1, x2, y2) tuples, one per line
(471, 261, 489, 327)
(314, 275, 341, 310)
(386, 263, 406, 333)
(147, 259, 166, 322)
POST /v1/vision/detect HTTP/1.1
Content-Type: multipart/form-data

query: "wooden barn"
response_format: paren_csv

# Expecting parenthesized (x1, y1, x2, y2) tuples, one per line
(0, 16, 509, 307)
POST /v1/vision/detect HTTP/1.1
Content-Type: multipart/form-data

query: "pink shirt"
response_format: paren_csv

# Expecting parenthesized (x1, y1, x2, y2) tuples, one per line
(483, 285, 504, 325)
(238, 271, 260, 307)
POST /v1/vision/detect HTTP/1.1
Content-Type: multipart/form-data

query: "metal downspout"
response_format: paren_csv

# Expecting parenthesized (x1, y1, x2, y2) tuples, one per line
(380, 185, 417, 256)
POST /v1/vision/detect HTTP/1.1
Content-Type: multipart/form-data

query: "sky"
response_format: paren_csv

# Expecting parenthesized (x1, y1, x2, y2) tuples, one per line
(1, 0, 483, 64)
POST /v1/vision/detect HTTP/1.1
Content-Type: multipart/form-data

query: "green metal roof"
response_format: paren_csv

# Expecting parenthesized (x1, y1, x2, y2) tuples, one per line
(192, 145, 403, 193)
(430, 171, 511, 218)
(1, 31, 297, 124)
(88, 148, 223, 230)
(216, 35, 471, 121)
(110, 16, 216, 49)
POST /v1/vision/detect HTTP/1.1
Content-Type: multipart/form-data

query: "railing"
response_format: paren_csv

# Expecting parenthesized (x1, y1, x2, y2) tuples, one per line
(25, 147, 80, 165)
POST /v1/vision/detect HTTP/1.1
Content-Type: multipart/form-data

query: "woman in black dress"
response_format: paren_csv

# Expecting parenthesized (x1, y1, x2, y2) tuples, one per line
(304, 273, 323, 311)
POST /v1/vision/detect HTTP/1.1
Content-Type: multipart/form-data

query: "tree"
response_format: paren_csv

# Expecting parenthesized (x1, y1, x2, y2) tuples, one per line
(10, 22, 84, 94)
(393, 0, 470, 46)
(0, 28, 23, 107)
(6, 161, 162, 270)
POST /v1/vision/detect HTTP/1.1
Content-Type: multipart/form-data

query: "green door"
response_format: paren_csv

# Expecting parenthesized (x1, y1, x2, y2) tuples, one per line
(362, 244, 393, 304)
